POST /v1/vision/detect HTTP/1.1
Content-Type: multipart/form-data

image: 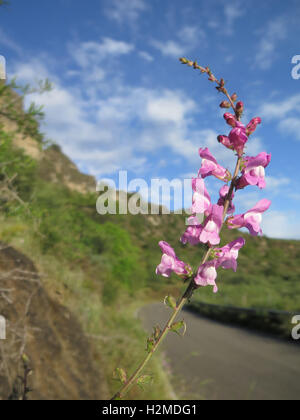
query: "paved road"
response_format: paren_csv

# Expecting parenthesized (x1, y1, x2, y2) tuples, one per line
(139, 303, 300, 400)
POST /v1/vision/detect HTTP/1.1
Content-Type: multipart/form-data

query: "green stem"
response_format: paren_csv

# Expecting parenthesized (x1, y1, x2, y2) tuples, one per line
(111, 155, 242, 400)
(111, 252, 211, 401)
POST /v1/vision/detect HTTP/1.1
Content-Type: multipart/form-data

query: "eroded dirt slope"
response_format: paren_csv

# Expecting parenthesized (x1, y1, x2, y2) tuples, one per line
(0, 244, 107, 400)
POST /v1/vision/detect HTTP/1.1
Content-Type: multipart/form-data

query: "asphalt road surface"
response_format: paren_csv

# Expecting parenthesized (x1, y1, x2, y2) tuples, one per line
(139, 303, 300, 400)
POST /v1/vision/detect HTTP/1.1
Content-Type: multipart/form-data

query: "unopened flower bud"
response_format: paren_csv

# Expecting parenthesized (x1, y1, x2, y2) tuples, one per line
(179, 57, 188, 64)
(220, 100, 231, 109)
(246, 117, 262, 135)
(236, 101, 244, 114)
(223, 112, 236, 127)
(231, 93, 238, 102)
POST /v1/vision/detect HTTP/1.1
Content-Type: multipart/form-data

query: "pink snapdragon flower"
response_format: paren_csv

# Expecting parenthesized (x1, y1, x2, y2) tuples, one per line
(217, 185, 235, 214)
(219, 116, 248, 156)
(181, 225, 202, 246)
(194, 261, 218, 293)
(181, 215, 202, 245)
(228, 121, 248, 156)
(191, 178, 212, 215)
(227, 199, 271, 236)
(236, 152, 271, 190)
(181, 205, 224, 246)
(219, 115, 262, 156)
(194, 238, 245, 293)
(198, 148, 230, 182)
(156, 241, 191, 277)
(215, 237, 245, 272)
(246, 117, 261, 136)
(217, 134, 235, 150)
(199, 204, 224, 245)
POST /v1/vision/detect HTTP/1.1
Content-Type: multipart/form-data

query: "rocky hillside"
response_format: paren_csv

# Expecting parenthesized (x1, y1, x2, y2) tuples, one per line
(0, 244, 107, 400)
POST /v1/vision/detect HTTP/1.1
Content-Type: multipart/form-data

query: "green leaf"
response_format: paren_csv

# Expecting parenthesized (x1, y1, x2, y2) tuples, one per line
(153, 325, 161, 342)
(170, 320, 186, 336)
(146, 337, 155, 353)
(137, 375, 153, 389)
(113, 368, 127, 384)
(164, 295, 177, 310)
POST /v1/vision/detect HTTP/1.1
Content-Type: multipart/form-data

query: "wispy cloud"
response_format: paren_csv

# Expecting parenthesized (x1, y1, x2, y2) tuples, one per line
(151, 24, 206, 58)
(138, 51, 154, 62)
(67, 37, 134, 83)
(265, 176, 290, 191)
(13, 53, 206, 177)
(223, 2, 244, 34)
(262, 210, 300, 239)
(254, 17, 288, 70)
(104, 0, 148, 24)
(260, 93, 300, 141)
(0, 27, 22, 55)
(69, 37, 135, 67)
(260, 93, 300, 119)
(151, 39, 186, 58)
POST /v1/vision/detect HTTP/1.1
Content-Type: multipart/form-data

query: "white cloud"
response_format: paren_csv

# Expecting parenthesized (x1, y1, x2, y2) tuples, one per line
(224, 3, 244, 33)
(104, 0, 148, 24)
(151, 25, 206, 58)
(0, 27, 22, 55)
(262, 210, 300, 239)
(151, 40, 185, 58)
(70, 37, 134, 68)
(260, 93, 300, 141)
(138, 51, 154, 62)
(260, 93, 300, 120)
(178, 26, 205, 44)
(66, 37, 134, 85)
(145, 92, 194, 124)
(279, 118, 300, 141)
(265, 176, 290, 191)
(11, 59, 52, 83)
(254, 18, 287, 70)
(13, 55, 206, 177)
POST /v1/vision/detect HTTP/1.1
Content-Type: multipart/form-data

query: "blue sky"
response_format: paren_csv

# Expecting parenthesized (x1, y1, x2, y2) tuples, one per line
(1, 0, 300, 239)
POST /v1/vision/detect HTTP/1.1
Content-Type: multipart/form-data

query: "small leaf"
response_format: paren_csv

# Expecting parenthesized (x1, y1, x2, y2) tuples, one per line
(22, 354, 29, 365)
(137, 375, 153, 389)
(146, 337, 155, 353)
(179, 57, 188, 64)
(113, 368, 127, 384)
(153, 325, 161, 342)
(170, 320, 187, 336)
(164, 295, 177, 310)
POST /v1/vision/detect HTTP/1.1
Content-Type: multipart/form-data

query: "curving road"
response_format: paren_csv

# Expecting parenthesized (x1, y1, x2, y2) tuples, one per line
(139, 303, 300, 400)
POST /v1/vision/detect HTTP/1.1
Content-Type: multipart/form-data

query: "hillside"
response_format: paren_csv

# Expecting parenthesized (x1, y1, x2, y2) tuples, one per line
(0, 244, 107, 400)
(0, 83, 299, 399)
